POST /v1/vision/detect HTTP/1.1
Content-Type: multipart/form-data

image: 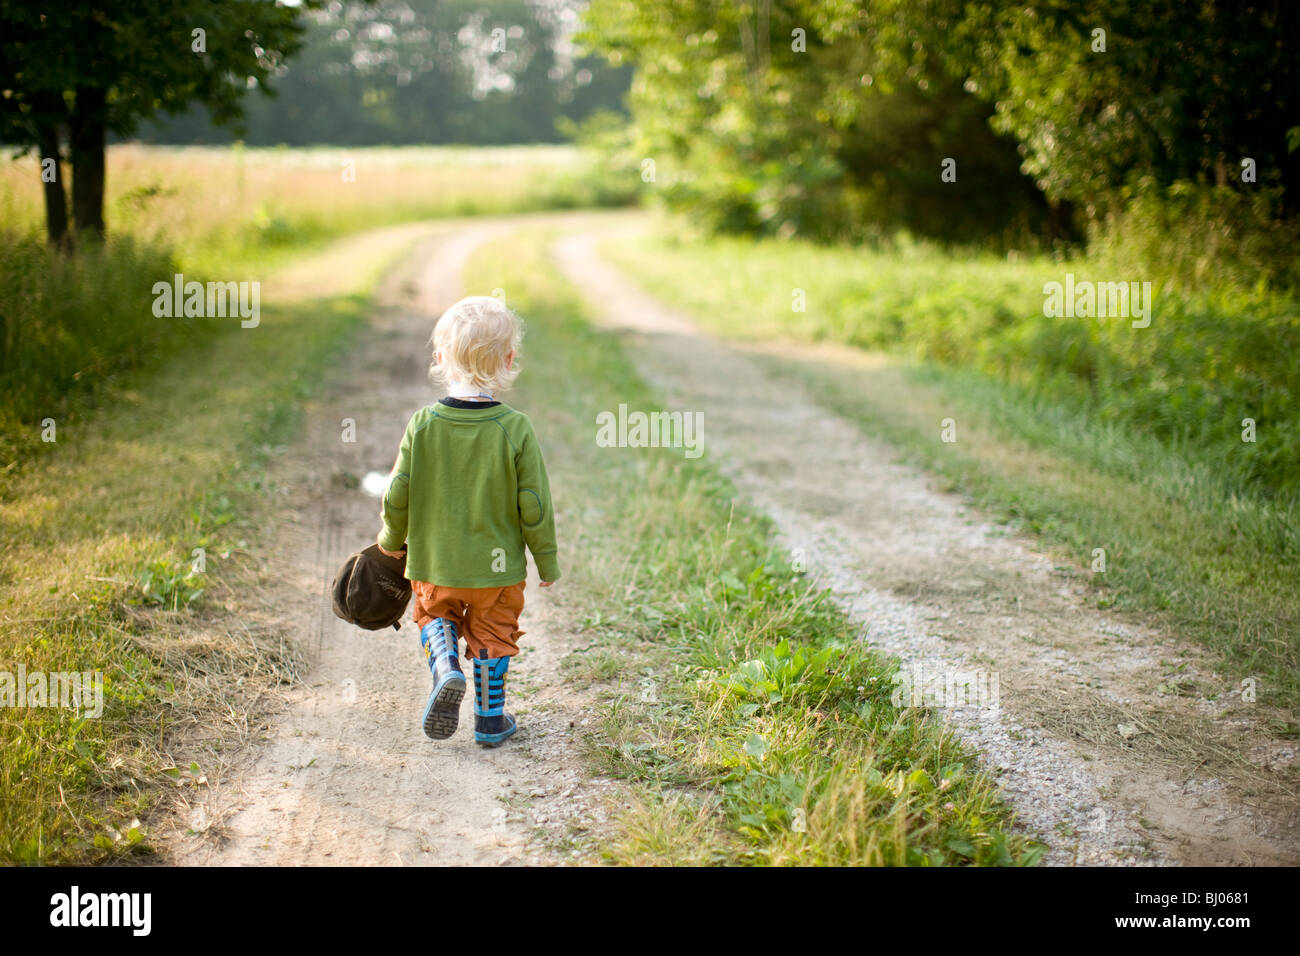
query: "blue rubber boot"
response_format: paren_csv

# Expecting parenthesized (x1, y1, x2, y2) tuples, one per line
(472, 653, 517, 747)
(420, 618, 465, 739)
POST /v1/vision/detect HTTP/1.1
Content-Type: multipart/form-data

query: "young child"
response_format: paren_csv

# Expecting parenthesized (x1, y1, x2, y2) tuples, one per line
(376, 295, 560, 747)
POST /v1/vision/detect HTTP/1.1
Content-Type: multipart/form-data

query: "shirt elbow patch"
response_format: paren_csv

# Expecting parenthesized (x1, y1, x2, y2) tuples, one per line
(518, 489, 544, 527)
(386, 473, 409, 511)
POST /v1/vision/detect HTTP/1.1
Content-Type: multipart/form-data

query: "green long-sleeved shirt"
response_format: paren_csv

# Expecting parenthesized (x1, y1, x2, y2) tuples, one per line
(378, 400, 560, 587)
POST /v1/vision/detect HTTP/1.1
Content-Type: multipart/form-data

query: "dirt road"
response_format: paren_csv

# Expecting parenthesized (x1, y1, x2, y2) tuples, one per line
(166, 216, 614, 865)
(167, 211, 1297, 866)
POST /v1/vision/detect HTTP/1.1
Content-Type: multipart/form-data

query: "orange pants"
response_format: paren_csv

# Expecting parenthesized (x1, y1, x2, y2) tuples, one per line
(411, 580, 526, 659)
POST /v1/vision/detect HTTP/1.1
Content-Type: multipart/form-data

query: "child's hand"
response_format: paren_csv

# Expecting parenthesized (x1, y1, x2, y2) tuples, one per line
(377, 541, 406, 559)
(540, 581, 555, 588)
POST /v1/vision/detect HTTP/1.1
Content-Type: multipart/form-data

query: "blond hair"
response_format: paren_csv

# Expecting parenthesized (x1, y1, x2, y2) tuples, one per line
(428, 296, 523, 394)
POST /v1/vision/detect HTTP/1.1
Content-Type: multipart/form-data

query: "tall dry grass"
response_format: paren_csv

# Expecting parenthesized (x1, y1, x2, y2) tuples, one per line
(0, 144, 630, 273)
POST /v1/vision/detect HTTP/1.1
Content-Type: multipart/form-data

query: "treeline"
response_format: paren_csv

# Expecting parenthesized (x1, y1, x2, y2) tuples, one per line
(581, 0, 1299, 283)
(143, 0, 630, 147)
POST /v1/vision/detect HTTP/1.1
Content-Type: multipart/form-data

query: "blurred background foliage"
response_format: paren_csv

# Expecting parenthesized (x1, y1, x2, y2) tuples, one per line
(140, 0, 631, 146)
(579, 0, 1299, 287)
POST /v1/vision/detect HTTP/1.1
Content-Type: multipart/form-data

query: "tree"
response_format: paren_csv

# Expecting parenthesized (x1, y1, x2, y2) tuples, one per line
(0, 1, 310, 244)
(865, 0, 1300, 220)
(582, 0, 1298, 244)
(580, 0, 1054, 243)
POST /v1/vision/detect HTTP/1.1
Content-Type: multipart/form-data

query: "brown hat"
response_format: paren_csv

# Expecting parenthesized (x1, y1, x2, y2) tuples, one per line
(332, 544, 412, 631)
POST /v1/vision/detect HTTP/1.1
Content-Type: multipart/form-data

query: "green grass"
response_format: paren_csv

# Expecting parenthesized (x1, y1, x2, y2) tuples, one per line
(0, 252, 399, 861)
(465, 228, 1043, 865)
(0, 232, 210, 465)
(602, 232, 1300, 498)
(601, 231, 1300, 717)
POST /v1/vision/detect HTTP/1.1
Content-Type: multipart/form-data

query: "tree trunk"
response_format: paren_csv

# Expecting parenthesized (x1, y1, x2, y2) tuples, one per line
(70, 85, 107, 241)
(36, 122, 70, 248)
(1045, 197, 1078, 242)
(31, 89, 70, 248)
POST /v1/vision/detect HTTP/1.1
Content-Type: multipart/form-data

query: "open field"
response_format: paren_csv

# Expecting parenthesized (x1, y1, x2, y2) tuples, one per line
(0, 144, 631, 274)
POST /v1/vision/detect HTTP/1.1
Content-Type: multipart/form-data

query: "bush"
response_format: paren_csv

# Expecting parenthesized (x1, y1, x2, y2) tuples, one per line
(1089, 181, 1300, 294)
(0, 231, 217, 462)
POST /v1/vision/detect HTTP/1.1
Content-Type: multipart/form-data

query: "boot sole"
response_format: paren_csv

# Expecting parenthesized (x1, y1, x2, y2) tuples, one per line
(422, 674, 466, 740)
